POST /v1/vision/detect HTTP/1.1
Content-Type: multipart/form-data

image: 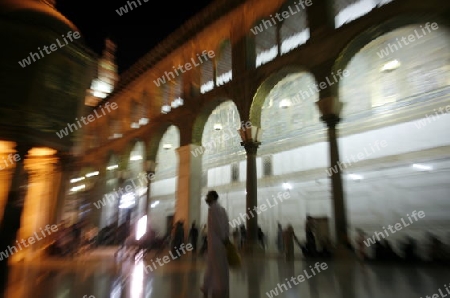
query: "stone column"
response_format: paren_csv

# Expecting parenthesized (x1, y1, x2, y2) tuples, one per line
(144, 160, 156, 233)
(241, 141, 261, 254)
(305, 0, 334, 38)
(0, 141, 17, 223)
(175, 145, 202, 235)
(51, 153, 73, 225)
(0, 143, 30, 289)
(88, 168, 107, 229)
(14, 148, 59, 261)
(324, 114, 347, 246)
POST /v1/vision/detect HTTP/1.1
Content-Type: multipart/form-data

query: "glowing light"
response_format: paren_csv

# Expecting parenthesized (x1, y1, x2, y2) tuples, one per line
(93, 91, 107, 98)
(381, 59, 401, 72)
(213, 123, 223, 131)
(279, 99, 292, 109)
(282, 183, 292, 190)
(70, 177, 85, 183)
(161, 105, 171, 114)
(85, 171, 99, 177)
(107, 164, 119, 170)
(412, 164, 432, 171)
(130, 155, 143, 161)
(130, 262, 144, 298)
(163, 143, 172, 150)
(29, 147, 57, 156)
(135, 215, 147, 241)
(171, 97, 184, 108)
(131, 122, 140, 129)
(70, 185, 85, 192)
(348, 174, 363, 180)
(139, 118, 149, 125)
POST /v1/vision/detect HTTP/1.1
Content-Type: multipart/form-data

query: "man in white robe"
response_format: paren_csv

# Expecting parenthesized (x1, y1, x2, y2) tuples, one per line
(201, 190, 230, 298)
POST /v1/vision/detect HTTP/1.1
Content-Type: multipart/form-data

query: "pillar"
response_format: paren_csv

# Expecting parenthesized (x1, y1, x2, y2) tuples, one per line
(0, 142, 30, 289)
(51, 153, 73, 225)
(175, 145, 202, 235)
(14, 147, 59, 261)
(144, 160, 156, 233)
(316, 94, 349, 250)
(241, 141, 260, 254)
(305, 0, 335, 38)
(324, 114, 347, 246)
(0, 141, 17, 222)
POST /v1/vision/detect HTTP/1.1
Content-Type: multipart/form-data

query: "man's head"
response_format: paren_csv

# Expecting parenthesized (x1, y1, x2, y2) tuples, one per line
(205, 190, 219, 205)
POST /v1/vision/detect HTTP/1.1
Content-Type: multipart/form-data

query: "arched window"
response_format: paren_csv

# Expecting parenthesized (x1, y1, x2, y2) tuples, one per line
(334, 0, 395, 28)
(170, 76, 184, 109)
(340, 24, 450, 118)
(130, 100, 140, 128)
(254, 18, 278, 67)
(200, 57, 214, 93)
(216, 39, 232, 86)
(280, 0, 310, 54)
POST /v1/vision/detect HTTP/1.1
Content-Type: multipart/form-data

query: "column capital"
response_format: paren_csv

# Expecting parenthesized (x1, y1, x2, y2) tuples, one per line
(240, 141, 260, 155)
(320, 114, 341, 129)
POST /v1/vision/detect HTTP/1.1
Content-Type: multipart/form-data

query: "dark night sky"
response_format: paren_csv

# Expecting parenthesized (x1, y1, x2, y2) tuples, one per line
(56, 0, 215, 74)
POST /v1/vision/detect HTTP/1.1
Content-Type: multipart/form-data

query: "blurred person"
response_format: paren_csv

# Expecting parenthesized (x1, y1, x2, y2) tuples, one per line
(172, 220, 185, 259)
(428, 234, 450, 263)
(258, 226, 266, 250)
(276, 222, 284, 253)
(188, 221, 199, 254)
(200, 224, 208, 256)
(305, 215, 317, 257)
(71, 222, 81, 256)
(355, 228, 367, 261)
(232, 227, 240, 248)
(239, 224, 247, 250)
(283, 224, 300, 261)
(201, 190, 230, 298)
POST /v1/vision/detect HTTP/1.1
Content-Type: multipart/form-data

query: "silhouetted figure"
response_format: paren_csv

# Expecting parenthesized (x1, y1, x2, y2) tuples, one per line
(401, 236, 419, 262)
(71, 222, 82, 256)
(375, 239, 400, 261)
(239, 224, 247, 250)
(258, 226, 266, 250)
(199, 224, 208, 256)
(232, 227, 240, 248)
(283, 224, 300, 260)
(428, 234, 450, 263)
(188, 221, 199, 253)
(355, 229, 367, 261)
(304, 216, 317, 257)
(277, 222, 284, 253)
(172, 221, 185, 258)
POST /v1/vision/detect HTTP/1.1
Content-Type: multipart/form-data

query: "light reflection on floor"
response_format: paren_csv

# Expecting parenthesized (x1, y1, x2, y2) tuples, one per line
(3, 248, 450, 298)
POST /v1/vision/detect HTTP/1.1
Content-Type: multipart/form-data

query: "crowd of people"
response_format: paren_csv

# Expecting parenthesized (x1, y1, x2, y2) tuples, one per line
(48, 220, 99, 257)
(355, 229, 450, 263)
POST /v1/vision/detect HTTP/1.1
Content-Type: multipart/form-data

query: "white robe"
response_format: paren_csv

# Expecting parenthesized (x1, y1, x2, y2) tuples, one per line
(203, 201, 230, 297)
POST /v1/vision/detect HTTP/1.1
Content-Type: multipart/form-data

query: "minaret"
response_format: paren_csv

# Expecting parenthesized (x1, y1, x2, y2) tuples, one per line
(98, 38, 119, 91)
(85, 38, 119, 106)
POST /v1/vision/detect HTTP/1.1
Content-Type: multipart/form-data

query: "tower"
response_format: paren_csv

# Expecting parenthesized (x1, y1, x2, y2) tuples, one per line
(85, 38, 119, 106)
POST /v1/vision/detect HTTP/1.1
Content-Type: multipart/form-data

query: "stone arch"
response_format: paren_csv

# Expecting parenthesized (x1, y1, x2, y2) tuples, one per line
(192, 97, 240, 145)
(104, 150, 119, 168)
(118, 141, 137, 170)
(250, 65, 314, 127)
(331, 14, 450, 97)
(146, 123, 179, 161)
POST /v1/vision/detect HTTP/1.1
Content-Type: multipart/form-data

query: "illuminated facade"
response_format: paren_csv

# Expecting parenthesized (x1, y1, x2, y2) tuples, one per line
(74, 0, 449, 255)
